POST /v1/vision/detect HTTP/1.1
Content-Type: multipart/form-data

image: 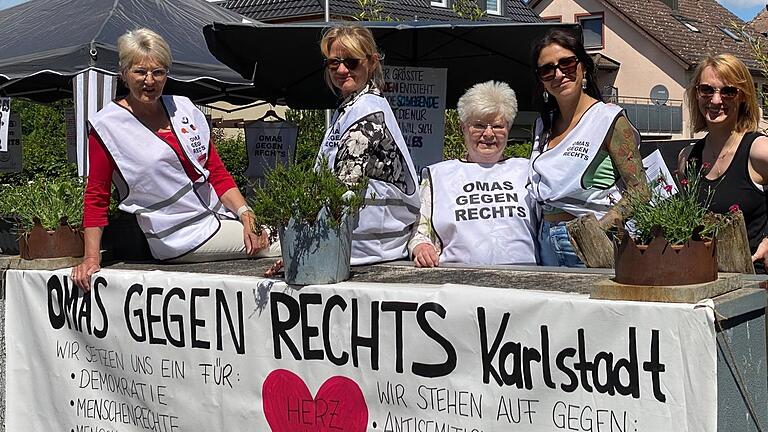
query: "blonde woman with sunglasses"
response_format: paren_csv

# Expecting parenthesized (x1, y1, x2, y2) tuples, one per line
(527, 29, 649, 267)
(316, 24, 419, 265)
(678, 54, 768, 269)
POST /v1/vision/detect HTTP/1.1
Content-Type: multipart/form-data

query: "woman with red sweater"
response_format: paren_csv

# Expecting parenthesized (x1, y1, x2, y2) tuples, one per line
(71, 28, 271, 291)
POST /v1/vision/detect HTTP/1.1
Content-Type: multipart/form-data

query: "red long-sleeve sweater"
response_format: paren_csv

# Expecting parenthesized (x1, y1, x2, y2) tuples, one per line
(83, 129, 237, 228)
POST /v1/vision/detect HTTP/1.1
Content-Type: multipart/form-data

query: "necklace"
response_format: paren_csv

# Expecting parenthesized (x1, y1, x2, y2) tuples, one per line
(707, 134, 741, 177)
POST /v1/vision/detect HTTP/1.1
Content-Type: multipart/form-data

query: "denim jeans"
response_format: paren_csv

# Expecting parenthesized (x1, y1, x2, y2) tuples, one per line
(538, 219, 585, 267)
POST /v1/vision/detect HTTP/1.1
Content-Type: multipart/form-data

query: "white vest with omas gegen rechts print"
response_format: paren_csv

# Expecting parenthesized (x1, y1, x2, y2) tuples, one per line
(427, 158, 537, 265)
(317, 90, 420, 265)
(528, 102, 627, 219)
(89, 95, 236, 260)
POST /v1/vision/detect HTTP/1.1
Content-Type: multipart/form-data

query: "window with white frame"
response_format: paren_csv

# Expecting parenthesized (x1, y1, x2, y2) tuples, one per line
(431, 0, 448, 7)
(577, 13, 604, 49)
(486, 0, 502, 15)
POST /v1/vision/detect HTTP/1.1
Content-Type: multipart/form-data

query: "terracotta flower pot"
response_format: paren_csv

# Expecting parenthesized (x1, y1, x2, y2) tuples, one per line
(614, 233, 717, 286)
(18, 218, 84, 260)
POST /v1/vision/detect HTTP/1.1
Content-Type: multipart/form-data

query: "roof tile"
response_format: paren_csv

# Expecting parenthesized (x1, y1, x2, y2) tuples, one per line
(749, 6, 768, 35)
(603, 0, 765, 70)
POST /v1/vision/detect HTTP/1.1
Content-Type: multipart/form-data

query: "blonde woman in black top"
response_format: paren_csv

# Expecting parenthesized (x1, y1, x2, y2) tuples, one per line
(678, 54, 768, 266)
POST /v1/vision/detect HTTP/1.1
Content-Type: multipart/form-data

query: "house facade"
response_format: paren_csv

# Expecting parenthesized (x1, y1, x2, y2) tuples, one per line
(530, 0, 768, 140)
(223, 0, 540, 23)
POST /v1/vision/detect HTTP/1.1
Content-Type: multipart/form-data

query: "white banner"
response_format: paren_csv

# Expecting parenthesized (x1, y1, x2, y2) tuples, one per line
(383, 66, 447, 176)
(6, 269, 717, 432)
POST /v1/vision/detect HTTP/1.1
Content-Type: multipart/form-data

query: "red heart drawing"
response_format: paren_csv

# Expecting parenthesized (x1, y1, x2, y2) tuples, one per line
(262, 369, 368, 432)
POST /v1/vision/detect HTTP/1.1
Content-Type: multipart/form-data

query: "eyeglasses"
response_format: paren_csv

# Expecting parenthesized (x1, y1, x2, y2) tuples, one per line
(130, 67, 168, 79)
(535, 56, 579, 82)
(324, 57, 364, 70)
(696, 84, 739, 100)
(469, 121, 507, 135)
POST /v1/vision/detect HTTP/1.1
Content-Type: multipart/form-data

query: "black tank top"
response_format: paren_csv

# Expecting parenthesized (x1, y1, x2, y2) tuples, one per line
(690, 132, 767, 253)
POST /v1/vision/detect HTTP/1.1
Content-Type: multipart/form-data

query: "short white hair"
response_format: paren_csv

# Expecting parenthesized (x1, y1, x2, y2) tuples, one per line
(456, 81, 518, 125)
(117, 28, 172, 73)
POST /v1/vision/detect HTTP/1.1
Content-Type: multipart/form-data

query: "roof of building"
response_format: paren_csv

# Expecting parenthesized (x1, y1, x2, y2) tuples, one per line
(530, 0, 765, 71)
(223, 0, 540, 23)
(749, 5, 768, 36)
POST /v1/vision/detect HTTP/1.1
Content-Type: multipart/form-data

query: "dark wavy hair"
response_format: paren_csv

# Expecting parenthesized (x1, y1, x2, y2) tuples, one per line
(530, 29, 602, 148)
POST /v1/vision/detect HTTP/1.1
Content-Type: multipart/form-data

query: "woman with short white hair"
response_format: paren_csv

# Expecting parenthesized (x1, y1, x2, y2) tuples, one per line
(72, 28, 274, 291)
(408, 80, 538, 267)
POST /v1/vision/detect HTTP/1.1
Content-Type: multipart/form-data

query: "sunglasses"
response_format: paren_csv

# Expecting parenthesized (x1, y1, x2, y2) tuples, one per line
(696, 84, 739, 100)
(536, 56, 579, 82)
(324, 57, 364, 70)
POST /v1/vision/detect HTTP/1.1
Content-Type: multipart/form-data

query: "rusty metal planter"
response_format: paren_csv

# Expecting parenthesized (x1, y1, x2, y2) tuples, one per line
(19, 218, 84, 260)
(614, 232, 717, 286)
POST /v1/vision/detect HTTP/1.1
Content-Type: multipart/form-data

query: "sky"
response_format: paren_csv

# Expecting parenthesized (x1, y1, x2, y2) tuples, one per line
(0, 0, 765, 21)
(717, 0, 767, 21)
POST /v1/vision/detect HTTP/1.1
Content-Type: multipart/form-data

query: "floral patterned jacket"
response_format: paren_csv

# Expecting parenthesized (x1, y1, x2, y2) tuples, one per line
(332, 82, 414, 195)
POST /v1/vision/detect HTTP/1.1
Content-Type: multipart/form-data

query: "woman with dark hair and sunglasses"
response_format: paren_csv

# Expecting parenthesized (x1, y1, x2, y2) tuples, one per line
(527, 29, 649, 267)
(678, 54, 768, 266)
(316, 24, 419, 265)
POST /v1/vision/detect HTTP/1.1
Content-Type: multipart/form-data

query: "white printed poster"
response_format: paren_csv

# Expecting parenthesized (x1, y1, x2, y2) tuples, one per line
(383, 66, 447, 176)
(6, 269, 717, 432)
(0, 97, 11, 152)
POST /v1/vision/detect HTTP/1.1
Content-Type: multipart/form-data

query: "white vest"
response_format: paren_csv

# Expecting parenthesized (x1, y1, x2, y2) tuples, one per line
(89, 95, 235, 260)
(317, 89, 419, 265)
(428, 159, 537, 265)
(528, 102, 629, 219)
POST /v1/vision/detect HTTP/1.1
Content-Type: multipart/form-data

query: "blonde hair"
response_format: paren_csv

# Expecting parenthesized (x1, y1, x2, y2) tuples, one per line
(687, 54, 759, 133)
(320, 24, 384, 92)
(457, 81, 518, 125)
(117, 28, 172, 74)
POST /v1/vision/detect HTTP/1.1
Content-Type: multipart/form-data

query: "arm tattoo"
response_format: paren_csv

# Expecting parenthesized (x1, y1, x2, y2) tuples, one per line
(606, 116, 649, 221)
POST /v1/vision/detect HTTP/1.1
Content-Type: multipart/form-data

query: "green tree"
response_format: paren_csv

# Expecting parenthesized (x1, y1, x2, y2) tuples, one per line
(733, 22, 767, 133)
(0, 99, 77, 185)
(452, 0, 486, 20)
(749, 36, 768, 133)
(285, 109, 326, 165)
(354, 0, 395, 21)
(213, 131, 249, 191)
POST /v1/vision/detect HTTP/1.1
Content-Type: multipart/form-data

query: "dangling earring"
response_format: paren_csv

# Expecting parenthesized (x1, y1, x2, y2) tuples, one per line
(542, 91, 549, 103)
(582, 78, 587, 90)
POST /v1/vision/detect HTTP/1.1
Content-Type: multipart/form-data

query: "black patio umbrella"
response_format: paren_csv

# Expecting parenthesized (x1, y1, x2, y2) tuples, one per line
(204, 20, 580, 109)
(0, 0, 260, 104)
